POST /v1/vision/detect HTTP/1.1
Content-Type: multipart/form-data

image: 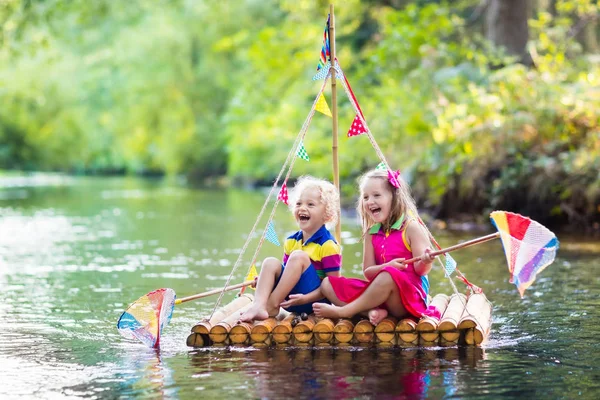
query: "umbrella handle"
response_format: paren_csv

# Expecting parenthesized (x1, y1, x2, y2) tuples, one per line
(175, 279, 255, 304)
(402, 232, 501, 264)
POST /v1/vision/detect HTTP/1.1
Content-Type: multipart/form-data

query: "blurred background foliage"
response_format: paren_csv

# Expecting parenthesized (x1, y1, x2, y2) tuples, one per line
(0, 0, 598, 231)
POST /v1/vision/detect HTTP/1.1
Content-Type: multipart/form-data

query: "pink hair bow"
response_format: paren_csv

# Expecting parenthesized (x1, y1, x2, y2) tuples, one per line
(387, 169, 401, 188)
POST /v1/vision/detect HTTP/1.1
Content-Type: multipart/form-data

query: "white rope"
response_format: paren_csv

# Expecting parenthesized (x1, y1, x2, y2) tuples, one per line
(209, 76, 331, 318)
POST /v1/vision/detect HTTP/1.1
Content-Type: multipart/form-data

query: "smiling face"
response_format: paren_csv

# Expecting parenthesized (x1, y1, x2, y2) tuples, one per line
(294, 186, 327, 239)
(361, 177, 394, 224)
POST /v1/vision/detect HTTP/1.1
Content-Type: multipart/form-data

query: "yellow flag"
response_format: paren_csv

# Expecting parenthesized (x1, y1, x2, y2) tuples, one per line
(315, 93, 332, 117)
(244, 264, 258, 291)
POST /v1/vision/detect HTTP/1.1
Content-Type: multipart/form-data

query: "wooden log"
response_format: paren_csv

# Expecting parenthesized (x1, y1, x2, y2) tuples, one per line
(293, 314, 317, 343)
(458, 293, 492, 345)
(313, 318, 335, 343)
(272, 313, 296, 344)
(438, 293, 467, 332)
(250, 317, 278, 344)
(396, 318, 418, 344)
(333, 319, 354, 344)
(186, 332, 207, 347)
(191, 293, 254, 334)
(417, 293, 450, 332)
(354, 319, 374, 343)
(440, 330, 461, 343)
(209, 302, 253, 343)
(229, 322, 253, 344)
(374, 317, 398, 343)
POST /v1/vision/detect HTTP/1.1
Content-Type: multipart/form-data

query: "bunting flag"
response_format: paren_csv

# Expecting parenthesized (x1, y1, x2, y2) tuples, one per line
(245, 264, 258, 290)
(315, 93, 332, 117)
(347, 114, 367, 137)
(265, 221, 281, 247)
(444, 254, 457, 277)
(278, 182, 289, 205)
(312, 62, 331, 80)
(317, 14, 331, 71)
(297, 141, 310, 161)
(376, 161, 387, 170)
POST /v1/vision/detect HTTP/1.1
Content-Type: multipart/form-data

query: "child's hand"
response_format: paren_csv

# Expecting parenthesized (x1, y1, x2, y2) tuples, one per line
(387, 258, 407, 270)
(251, 276, 258, 288)
(280, 294, 305, 308)
(420, 248, 435, 264)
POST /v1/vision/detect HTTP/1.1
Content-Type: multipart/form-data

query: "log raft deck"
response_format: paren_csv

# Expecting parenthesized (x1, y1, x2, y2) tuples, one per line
(186, 292, 493, 348)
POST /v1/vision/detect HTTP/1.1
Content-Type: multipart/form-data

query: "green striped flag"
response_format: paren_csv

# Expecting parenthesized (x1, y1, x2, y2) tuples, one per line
(297, 141, 310, 161)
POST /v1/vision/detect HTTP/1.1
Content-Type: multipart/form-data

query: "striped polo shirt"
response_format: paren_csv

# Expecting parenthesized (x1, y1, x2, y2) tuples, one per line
(283, 225, 342, 279)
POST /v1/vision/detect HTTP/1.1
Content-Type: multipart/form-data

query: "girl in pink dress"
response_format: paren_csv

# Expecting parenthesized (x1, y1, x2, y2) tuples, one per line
(313, 169, 438, 324)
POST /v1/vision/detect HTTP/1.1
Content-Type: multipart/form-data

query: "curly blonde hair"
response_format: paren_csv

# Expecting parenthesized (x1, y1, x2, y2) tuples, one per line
(357, 169, 419, 234)
(288, 175, 340, 229)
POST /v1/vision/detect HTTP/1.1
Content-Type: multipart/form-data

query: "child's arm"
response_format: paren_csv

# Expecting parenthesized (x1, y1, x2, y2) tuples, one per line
(362, 236, 406, 280)
(406, 222, 435, 276)
(280, 286, 323, 309)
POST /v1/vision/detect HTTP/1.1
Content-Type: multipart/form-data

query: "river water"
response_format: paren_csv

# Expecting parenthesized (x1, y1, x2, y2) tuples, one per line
(0, 175, 598, 399)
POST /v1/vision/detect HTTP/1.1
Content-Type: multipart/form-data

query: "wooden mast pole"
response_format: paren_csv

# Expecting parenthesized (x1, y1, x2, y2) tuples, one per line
(329, 4, 341, 243)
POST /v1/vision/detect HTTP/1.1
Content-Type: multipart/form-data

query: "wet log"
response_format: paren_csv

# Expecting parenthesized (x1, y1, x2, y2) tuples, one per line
(374, 317, 398, 343)
(250, 318, 278, 344)
(354, 319, 374, 343)
(229, 322, 253, 344)
(417, 293, 450, 332)
(191, 293, 254, 334)
(313, 318, 335, 343)
(186, 332, 207, 347)
(293, 314, 317, 343)
(333, 319, 354, 344)
(272, 313, 297, 344)
(438, 293, 467, 332)
(459, 293, 492, 345)
(396, 318, 418, 344)
(209, 302, 253, 343)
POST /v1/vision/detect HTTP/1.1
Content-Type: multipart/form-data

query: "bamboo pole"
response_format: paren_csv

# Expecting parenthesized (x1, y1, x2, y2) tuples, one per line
(333, 318, 354, 343)
(229, 322, 253, 344)
(329, 4, 341, 243)
(400, 233, 500, 265)
(272, 313, 296, 344)
(191, 293, 254, 334)
(313, 318, 335, 343)
(293, 314, 318, 343)
(209, 302, 253, 343)
(354, 319, 374, 343)
(250, 317, 278, 344)
(374, 316, 398, 343)
(396, 318, 418, 344)
(459, 293, 493, 345)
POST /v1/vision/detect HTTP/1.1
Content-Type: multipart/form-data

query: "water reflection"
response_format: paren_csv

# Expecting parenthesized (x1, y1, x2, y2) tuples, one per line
(188, 346, 486, 399)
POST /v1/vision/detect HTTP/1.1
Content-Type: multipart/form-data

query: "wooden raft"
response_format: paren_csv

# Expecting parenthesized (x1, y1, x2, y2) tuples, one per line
(186, 292, 493, 348)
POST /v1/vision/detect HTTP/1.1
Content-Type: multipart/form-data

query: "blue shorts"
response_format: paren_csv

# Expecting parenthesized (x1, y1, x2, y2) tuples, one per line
(274, 263, 327, 314)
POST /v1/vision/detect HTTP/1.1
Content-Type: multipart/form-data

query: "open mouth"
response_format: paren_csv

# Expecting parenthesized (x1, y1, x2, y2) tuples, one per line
(370, 207, 382, 216)
(299, 214, 310, 222)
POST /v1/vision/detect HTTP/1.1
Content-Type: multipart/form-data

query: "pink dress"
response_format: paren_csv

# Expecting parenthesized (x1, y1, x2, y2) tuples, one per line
(328, 218, 435, 319)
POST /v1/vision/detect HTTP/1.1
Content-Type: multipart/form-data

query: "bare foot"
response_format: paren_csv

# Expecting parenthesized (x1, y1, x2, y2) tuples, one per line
(313, 303, 344, 319)
(368, 308, 388, 325)
(239, 305, 269, 322)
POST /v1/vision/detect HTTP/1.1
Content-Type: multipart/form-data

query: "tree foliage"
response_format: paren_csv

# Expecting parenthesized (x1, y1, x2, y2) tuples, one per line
(0, 0, 598, 230)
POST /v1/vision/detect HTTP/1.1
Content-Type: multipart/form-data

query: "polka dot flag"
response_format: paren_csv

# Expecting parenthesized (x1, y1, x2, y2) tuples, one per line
(297, 141, 310, 161)
(347, 114, 367, 137)
(278, 182, 289, 205)
(444, 254, 457, 277)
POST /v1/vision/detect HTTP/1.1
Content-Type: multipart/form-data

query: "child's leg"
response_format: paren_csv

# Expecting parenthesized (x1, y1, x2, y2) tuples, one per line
(313, 271, 407, 319)
(267, 250, 311, 310)
(240, 257, 282, 322)
(320, 277, 346, 306)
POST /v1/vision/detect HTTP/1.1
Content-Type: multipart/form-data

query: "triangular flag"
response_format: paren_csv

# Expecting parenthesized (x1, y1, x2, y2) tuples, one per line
(265, 221, 281, 247)
(376, 161, 387, 170)
(316, 15, 330, 71)
(444, 254, 457, 277)
(347, 114, 367, 137)
(312, 62, 331, 80)
(278, 182, 289, 205)
(315, 93, 332, 117)
(297, 141, 310, 161)
(239, 264, 259, 295)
